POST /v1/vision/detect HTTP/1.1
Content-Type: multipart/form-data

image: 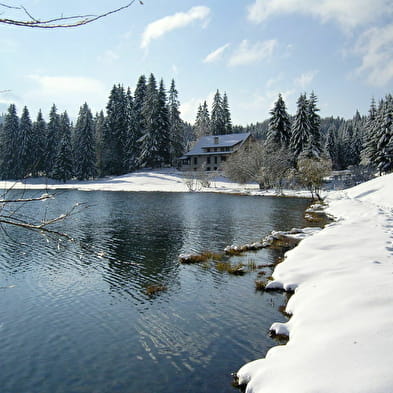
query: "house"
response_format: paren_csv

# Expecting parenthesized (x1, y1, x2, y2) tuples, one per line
(179, 132, 252, 171)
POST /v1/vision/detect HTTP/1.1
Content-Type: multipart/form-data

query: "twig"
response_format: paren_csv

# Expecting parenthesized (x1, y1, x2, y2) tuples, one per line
(0, 0, 141, 28)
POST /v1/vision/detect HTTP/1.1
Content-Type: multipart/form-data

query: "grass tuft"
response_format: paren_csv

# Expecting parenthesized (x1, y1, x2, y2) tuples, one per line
(255, 280, 267, 291)
(145, 284, 167, 296)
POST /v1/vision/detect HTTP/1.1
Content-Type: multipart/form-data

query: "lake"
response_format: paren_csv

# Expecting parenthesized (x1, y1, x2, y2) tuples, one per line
(0, 191, 312, 393)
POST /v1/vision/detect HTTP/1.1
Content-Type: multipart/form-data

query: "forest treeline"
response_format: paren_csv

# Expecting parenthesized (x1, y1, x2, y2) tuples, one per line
(0, 74, 392, 181)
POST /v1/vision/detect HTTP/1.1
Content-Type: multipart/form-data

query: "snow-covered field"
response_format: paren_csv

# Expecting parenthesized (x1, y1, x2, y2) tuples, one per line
(237, 173, 393, 393)
(0, 168, 311, 197)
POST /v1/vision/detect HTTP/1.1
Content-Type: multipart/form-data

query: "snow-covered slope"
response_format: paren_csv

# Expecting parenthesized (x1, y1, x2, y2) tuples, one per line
(0, 168, 310, 197)
(237, 173, 393, 393)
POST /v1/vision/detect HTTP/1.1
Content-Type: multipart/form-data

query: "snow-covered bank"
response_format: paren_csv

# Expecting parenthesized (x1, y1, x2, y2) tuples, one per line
(0, 168, 311, 197)
(237, 173, 393, 393)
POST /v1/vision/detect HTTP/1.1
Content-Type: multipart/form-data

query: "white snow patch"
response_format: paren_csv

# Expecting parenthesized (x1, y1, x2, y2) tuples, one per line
(237, 173, 393, 393)
(0, 168, 311, 197)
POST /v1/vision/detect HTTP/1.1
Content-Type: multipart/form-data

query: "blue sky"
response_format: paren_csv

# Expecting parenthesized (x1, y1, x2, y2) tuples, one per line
(1, 0, 393, 125)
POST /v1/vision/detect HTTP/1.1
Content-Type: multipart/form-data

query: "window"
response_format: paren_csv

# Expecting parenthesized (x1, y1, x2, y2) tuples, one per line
(206, 167, 211, 171)
(193, 157, 198, 165)
(207, 157, 211, 164)
(221, 156, 226, 162)
(214, 156, 218, 164)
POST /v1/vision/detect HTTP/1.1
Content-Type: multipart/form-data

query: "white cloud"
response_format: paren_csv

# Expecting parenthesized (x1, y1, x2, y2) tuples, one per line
(24, 75, 108, 117)
(98, 49, 120, 64)
(247, 0, 392, 30)
(141, 6, 210, 49)
(354, 24, 393, 86)
(228, 39, 277, 66)
(294, 70, 318, 89)
(265, 74, 283, 88)
(203, 43, 230, 63)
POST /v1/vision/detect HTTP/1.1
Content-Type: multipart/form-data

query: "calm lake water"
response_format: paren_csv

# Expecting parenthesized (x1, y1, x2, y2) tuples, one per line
(0, 191, 312, 393)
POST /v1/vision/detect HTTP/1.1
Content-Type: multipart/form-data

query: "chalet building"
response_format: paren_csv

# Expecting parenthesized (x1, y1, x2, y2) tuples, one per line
(179, 132, 252, 171)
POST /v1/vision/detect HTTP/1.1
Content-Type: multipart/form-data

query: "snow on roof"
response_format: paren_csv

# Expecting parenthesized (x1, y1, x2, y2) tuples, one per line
(183, 132, 251, 156)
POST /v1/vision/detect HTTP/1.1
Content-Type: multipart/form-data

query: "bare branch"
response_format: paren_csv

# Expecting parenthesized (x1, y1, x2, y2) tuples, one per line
(0, 194, 53, 203)
(0, 1, 141, 28)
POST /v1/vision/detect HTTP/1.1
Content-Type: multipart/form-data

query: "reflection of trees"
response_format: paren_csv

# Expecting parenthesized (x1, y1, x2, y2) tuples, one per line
(80, 192, 186, 298)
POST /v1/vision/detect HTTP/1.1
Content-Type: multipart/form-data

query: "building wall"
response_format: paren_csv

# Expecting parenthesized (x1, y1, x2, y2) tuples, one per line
(180, 154, 228, 171)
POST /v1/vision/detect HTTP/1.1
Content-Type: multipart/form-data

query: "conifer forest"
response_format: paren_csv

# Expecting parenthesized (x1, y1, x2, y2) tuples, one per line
(0, 73, 392, 182)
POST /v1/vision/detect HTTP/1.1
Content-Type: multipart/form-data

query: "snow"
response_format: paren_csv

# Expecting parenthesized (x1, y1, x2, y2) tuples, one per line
(0, 168, 310, 197)
(237, 173, 393, 393)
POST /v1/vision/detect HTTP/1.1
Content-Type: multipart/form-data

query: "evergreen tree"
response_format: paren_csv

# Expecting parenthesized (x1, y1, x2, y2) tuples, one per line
(222, 92, 232, 134)
(18, 106, 34, 178)
(74, 103, 97, 180)
(211, 90, 226, 135)
(168, 79, 184, 164)
(157, 79, 171, 165)
(52, 111, 73, 182)
(138, 73, 163, 167)
(45, 104, 61, 176)
(0, 104, 19, 179)
(266, 93, 291, 148)
(133, 74, 147, 151)
(290, 93, 311, 160)
(374, 95, 393, 173)
(103, 84, 128, 175)
(123, 88, 139, 172)
(361, 97, 377, 166)
(94, 110, 105, 177)
(194, 101, 210, 139)
(325, 127, 339, 169)
(31, 110, 47, 176)
(307, 91, 322, 156)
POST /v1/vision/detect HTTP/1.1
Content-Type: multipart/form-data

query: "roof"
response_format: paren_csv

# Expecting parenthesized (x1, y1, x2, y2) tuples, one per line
(183, 132, 251, 157)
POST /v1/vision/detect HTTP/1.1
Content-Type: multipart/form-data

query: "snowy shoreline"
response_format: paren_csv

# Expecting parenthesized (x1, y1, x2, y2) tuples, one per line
(0, 168, 312, 198)
(237, 173, 393, 393)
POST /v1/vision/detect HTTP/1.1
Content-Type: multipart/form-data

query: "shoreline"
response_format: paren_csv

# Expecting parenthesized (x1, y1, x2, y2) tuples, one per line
(0, 168, 312, 198)
(236, 173, 393, 393)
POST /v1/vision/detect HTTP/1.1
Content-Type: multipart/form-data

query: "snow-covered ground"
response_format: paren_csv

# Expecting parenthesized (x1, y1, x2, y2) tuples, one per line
(0, 168, 311, 197)
(237, 173, 393, 393)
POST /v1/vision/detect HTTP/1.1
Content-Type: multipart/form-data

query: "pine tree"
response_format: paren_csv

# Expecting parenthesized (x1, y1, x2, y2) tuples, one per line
(157, 79, 171, 165)
(123, 88, 139, 172)
(266, 93, 291, 148)
(307, 91, 322, 156)
(52, 111, 74, 182)
(31, 110, 47, 176)
(103, 84, 128, 175)
(374, 95, 393, 173)
(18, 106, 34, 178)
(325, 127, 339, 169)
(361, 97, 377, 166)
(168, 79, 184, 164)
(94, 110, 105, 177)
(211, 90, 226, 135)
(194, 101, 210, 139)
(222, 92, 232, 134)
(0, 104, 19, 179)
(74, 103, 97, 180)
(133, 74, 147, 152)
(138, 73, 163, 167)
(290, 93, 311, 160)
(46, 104, 61, 176)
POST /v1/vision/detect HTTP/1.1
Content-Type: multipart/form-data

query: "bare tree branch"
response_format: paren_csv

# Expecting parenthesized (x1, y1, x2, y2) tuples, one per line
(0, 1, 142, 28)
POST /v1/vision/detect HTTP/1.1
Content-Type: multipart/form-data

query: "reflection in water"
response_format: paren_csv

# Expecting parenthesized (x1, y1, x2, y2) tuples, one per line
(0, 191, 313, 393)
